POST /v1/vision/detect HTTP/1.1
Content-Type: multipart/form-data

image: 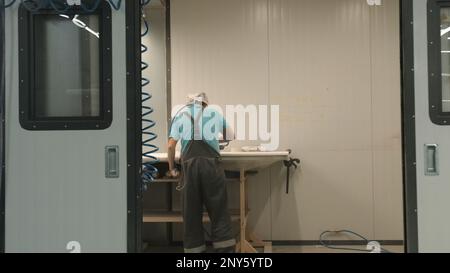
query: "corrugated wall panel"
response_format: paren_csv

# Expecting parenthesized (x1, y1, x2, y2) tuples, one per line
(370, 0, 403, 240)
(170, 0, 403, 241)
(171, 0, 272, 239)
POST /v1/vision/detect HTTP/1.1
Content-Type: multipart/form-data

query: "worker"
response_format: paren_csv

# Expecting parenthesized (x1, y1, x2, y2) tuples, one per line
(167, 92, 236, 253)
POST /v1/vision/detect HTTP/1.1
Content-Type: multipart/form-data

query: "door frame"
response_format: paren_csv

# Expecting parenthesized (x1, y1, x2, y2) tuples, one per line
(126, 0, 143, 253)
(1, 0, 6, 254)
(401, 0, 419, 253)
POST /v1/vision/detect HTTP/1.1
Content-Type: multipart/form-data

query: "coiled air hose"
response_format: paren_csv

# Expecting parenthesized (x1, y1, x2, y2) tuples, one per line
(141, 0, 159, 188)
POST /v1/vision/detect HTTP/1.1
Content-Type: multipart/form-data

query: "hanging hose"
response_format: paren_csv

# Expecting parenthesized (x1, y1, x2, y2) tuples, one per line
(1, 0, 16, 8)
(141, 0, 159, 188)
(3, 0, 122, 11)
(79, 0, 101, 12)
(20, 0, 47, 12)
(108, 0, 120, 10)
(48, 0, 70, 13)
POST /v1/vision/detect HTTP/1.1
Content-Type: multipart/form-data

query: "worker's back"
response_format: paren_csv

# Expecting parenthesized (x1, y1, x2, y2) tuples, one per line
(169, 103, 227, 158)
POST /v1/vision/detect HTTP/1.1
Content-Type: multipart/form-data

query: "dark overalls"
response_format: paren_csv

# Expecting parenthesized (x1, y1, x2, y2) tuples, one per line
(180, 110, 235, 253)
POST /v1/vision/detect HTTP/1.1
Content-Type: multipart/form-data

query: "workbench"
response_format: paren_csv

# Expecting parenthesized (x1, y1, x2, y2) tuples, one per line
(145, 150, 290, 253)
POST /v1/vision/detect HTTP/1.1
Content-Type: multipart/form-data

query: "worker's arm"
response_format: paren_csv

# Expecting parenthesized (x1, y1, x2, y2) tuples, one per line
(167, 138, 180, 178)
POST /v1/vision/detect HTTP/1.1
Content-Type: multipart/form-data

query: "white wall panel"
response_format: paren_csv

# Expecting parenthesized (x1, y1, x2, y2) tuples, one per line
(170, 0, 403, 242)
(370, 0, 403, 240)
(268, 0, 375, 240)
(171, 0, 273, 238)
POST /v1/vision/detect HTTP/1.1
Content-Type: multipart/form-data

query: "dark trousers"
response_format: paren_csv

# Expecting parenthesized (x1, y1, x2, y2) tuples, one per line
(181, 157, 235, 253)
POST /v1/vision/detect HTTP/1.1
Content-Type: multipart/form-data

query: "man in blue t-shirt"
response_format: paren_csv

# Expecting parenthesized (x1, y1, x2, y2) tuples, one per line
(167, 92, 235, 253)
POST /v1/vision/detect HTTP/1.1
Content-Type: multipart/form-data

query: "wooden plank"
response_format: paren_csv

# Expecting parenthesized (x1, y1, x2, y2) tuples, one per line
(143, 211, 240, 223)
(152, 179, 180, 183)
(150, 178, 239, 183)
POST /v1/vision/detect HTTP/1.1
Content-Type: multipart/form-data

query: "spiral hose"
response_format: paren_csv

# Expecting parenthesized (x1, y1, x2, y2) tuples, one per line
(141, 0, 159, 188)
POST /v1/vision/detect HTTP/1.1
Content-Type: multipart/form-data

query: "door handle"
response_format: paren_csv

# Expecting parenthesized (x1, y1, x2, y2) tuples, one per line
(425, 144, 439, 176)
(105, 146, 119, 178)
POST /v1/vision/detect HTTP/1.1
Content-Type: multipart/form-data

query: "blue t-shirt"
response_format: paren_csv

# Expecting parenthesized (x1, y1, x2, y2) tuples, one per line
(169, 104, 228, 154)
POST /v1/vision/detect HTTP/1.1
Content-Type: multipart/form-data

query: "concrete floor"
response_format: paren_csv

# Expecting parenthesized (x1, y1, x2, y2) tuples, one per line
(143, 244, 405, 254)
(272, 245, 404, 253)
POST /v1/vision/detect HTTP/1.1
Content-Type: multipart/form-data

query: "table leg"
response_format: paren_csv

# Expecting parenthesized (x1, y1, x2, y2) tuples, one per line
(239, 168, 246, 252)
(247, 232, 273, 253)
(239, 168, 257, 253)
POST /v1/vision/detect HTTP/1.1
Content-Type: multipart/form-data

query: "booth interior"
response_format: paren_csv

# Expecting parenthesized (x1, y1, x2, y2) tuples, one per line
(140, 0, 404, 253)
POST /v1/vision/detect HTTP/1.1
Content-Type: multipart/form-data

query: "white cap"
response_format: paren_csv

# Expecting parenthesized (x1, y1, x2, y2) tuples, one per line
(187, 92, 209, 105)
